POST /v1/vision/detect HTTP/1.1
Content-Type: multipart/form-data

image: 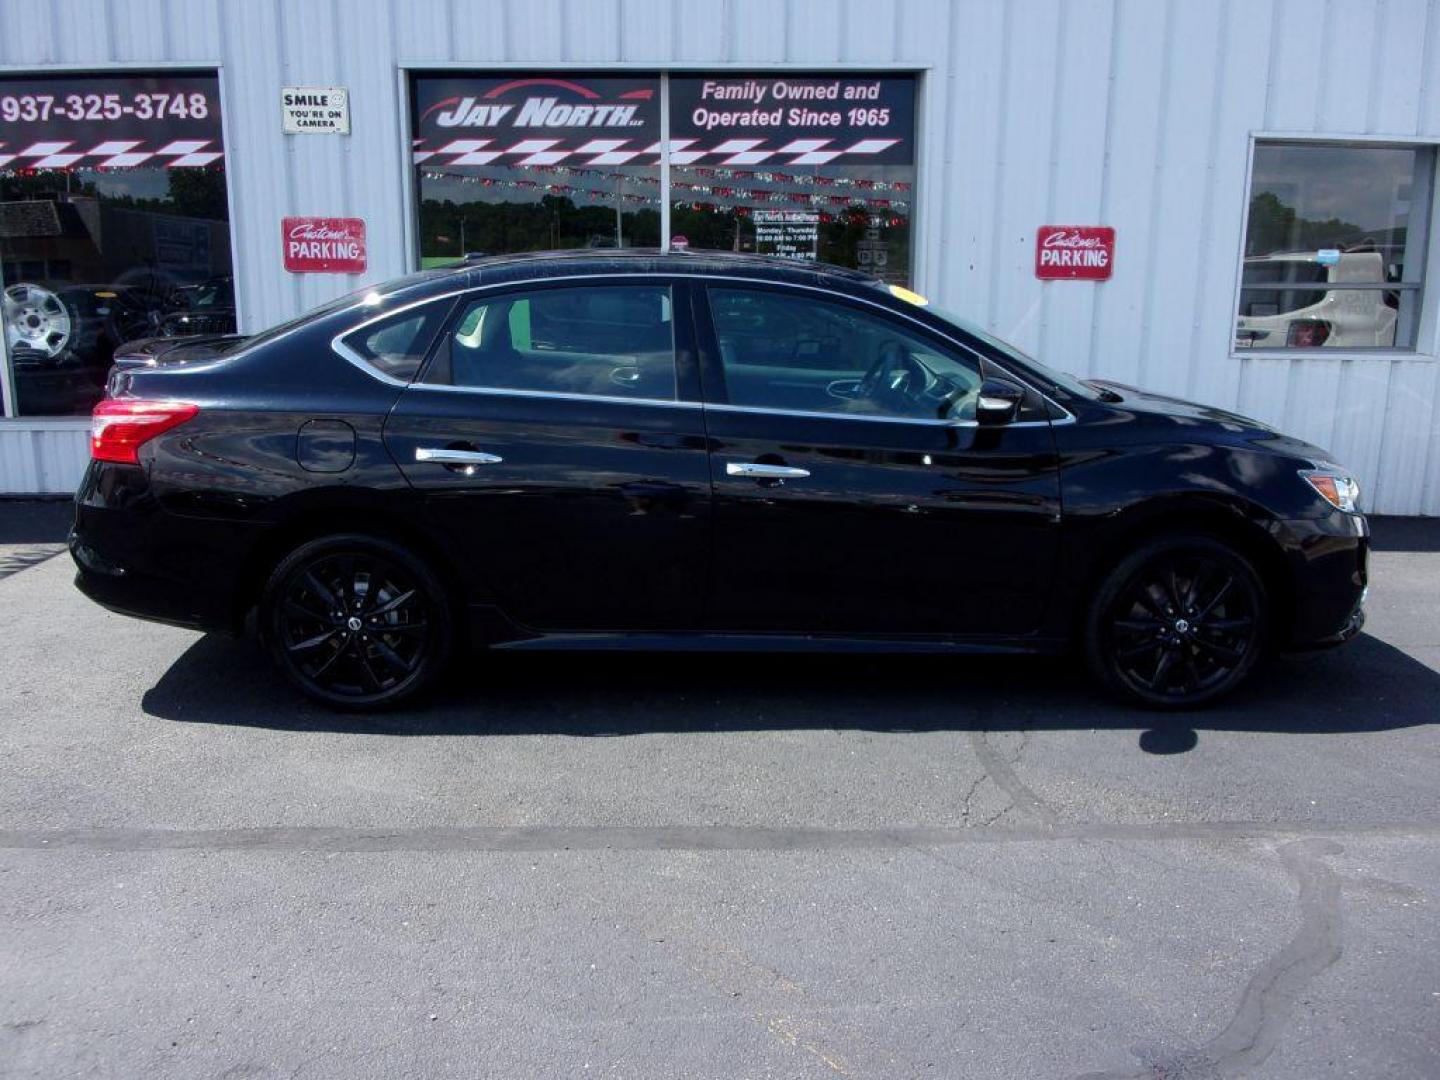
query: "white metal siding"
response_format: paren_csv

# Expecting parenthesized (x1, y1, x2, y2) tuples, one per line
(2, 0, 1438, 511)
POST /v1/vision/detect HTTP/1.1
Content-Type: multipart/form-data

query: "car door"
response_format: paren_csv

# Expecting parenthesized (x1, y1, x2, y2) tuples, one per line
(381, 278, 711, 632)
(695, 282, 1061, 637)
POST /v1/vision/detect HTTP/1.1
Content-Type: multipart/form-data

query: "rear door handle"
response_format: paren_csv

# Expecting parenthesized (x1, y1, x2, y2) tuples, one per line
(415, 447, 503, 466)
(726, 462, 810, 479)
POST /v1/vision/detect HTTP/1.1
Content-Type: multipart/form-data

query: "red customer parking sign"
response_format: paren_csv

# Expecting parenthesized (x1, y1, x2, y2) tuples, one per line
(282, 216, 367, 273)
(1035, 226, 1114, 281)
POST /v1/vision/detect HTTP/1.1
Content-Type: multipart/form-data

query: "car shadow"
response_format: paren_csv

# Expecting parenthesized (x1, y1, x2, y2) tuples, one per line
(140, 630, 1438, 755)
(0, 498, 73, 544)
(1369, 516, 1440, 553)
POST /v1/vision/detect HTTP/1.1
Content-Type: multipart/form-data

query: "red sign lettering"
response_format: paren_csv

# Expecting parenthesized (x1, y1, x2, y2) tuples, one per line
(1035, 225, 1114, 281)
(282, 216, 366, 273)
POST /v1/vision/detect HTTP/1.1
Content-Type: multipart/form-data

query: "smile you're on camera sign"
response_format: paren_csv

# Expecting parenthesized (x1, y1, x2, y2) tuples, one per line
(281, 86, 350, 134)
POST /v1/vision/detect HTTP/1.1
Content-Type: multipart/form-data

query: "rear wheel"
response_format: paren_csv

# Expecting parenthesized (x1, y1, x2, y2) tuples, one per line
(1084, 535, 1268, 708)
(260, 534, 453, 710)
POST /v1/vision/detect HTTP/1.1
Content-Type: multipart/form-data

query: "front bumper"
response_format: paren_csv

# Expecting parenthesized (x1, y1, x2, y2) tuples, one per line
(1279, 511, 1368, 649)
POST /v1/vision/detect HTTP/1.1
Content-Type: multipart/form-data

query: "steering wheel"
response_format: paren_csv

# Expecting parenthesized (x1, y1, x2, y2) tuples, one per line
(856, 340, 928, 410)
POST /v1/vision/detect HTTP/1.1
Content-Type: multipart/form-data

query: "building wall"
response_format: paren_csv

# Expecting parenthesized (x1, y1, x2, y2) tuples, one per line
(2, 0, 1439, 512)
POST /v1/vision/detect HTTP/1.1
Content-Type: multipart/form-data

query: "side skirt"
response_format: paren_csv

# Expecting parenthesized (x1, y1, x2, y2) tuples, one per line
(488, 631, 1064, 656)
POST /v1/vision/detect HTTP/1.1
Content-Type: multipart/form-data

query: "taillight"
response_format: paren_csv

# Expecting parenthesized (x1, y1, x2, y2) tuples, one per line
(1286, 319, 1331, 347)
(90, 399, 200, 464)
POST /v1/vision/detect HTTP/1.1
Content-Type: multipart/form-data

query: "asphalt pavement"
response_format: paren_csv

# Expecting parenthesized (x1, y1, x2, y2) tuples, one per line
(1, 504, 1437, 1079)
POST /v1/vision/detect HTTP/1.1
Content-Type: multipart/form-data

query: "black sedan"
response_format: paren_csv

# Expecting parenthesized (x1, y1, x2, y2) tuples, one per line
(72, 251, 1369, 710)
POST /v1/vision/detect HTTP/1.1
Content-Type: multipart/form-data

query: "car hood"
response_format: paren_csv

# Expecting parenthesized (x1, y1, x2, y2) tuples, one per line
(1087, 379, 1336, 464)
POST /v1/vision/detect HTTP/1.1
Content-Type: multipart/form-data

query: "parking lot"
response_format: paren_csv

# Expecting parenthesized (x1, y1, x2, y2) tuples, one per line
(1, 503, 1437, 1079)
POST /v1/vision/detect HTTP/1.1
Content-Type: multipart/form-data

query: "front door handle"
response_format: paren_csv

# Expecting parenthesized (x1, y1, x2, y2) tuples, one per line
(726, 462, 810, 480)
(415, 446, 503, 466)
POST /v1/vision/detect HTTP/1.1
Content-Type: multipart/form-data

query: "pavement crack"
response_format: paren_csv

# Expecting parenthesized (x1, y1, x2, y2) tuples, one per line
(958, 769, 987, 822)
(969, 728, 1058, 825)
(1075, 838, 1345, 1080)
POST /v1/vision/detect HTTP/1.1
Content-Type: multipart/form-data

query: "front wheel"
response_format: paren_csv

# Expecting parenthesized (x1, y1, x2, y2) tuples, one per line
(1084, 536, 1268, 708)
(260, 534, 453, 710)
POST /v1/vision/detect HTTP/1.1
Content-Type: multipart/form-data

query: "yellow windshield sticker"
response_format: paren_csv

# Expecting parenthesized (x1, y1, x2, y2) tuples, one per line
(887, 285, 929, 307)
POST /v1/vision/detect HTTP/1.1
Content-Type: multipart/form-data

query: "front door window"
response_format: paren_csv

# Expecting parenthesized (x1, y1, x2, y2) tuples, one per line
(705, 286, 981, 421)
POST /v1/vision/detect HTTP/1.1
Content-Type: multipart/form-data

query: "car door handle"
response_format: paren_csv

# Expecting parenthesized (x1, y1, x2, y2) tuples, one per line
(415, 447, 503, 465)
(726, 462, 810, 479)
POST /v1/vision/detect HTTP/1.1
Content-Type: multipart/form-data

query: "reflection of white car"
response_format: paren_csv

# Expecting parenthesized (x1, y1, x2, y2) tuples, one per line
(1235, 251, 1397, 348)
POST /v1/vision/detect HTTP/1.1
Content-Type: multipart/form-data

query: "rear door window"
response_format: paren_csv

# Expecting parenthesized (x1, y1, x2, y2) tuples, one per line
(423, 285, 677, 401)
(338, 302, 451, 382)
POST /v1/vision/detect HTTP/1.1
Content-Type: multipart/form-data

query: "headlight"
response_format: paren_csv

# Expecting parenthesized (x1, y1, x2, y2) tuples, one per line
(1299, 467, 1362, 513)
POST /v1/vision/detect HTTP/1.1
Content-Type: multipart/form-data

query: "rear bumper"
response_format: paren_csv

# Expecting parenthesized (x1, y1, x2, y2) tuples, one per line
(69, 462, 255, 634)
(72, 549, 228, 632)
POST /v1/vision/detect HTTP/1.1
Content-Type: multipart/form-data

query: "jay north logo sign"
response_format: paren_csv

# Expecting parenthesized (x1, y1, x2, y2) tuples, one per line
(415, 77, 658, 137)
(410, 74, 915, 169)
(431, 97, 645, 129)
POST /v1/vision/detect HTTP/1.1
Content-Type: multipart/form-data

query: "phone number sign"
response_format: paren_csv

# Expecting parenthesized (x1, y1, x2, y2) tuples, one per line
(0, 73, 223, 170)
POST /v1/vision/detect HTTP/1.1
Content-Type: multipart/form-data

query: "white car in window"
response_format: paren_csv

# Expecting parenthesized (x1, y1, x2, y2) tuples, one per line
(1235, 251, 1397, 349)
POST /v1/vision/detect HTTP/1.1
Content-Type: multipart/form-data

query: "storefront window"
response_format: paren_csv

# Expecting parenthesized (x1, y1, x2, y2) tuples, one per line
(409, 72, 916, 283)
(0, 73, 231, 417)
(412, 74, 662, 267)
(668, 74, 916, 284)
(1237, 141, 1433, 350)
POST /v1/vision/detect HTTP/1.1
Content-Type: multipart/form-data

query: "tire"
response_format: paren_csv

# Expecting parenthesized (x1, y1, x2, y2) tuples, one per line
(1083, 535, 1269, 709)
(260, 534, 454, 710)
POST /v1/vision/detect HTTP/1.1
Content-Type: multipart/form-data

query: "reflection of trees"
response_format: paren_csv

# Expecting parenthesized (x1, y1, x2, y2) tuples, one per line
(1246, 191, 1365, 254)
(420, 196, 660, 255)
(419, 193, 910, 276)
(0, 172, 101, 200)
(162, 168, 229, 220)
(0, 167, 230, 222)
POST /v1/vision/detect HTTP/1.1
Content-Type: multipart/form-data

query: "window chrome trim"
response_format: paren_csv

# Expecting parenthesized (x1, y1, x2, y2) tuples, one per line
(407, 381, 698, 409)
(327, 271, 1075, 423)
(704, 402, 972, 427)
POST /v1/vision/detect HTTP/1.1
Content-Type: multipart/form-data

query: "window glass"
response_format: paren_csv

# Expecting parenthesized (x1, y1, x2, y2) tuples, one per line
(707, 287, 980, 420)
(1237, 142, 1433, 349)
(669, 75, 917, 284)
(341, 303, 449, 382)
(1, 73, 231, 416)
(427, 285, 676, 401)
(411, 75, 661, 266)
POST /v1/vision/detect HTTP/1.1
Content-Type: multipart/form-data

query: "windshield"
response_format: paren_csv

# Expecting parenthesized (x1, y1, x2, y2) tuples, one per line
(920, 300, 1106, 401)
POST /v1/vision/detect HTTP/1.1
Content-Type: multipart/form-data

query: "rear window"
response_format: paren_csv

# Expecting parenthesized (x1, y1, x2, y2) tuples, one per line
(339, 302, 451, 382)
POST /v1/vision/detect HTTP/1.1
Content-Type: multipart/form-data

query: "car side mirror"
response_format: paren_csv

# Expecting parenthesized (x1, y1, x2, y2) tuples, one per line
(976, 377, 1025, 425)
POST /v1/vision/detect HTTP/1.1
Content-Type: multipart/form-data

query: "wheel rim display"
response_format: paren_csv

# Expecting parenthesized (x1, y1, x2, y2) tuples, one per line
(278, 552, 431, 699)
(1106, 553, 1259, 701)
(3, 283, 73, 358)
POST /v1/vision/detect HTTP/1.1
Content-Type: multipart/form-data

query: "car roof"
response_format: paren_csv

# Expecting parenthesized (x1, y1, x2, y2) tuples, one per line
(384, 248, 885, 303)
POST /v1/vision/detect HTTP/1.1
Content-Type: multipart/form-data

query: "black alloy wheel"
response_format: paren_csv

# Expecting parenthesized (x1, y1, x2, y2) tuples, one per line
(261, 535, 452, 709)
(1085, 536, 1268, 708)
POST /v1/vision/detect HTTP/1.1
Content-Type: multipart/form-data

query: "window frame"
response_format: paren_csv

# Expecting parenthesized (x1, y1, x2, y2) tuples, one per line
(1231, 133, 1439, 360)
(400, 65, 926, 290)
(410, 276, 698, 408)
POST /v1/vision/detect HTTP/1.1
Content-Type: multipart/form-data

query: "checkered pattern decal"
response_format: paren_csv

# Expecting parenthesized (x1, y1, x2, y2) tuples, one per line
(413, 136, 901, 169)
(0, 139, 224, 170)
